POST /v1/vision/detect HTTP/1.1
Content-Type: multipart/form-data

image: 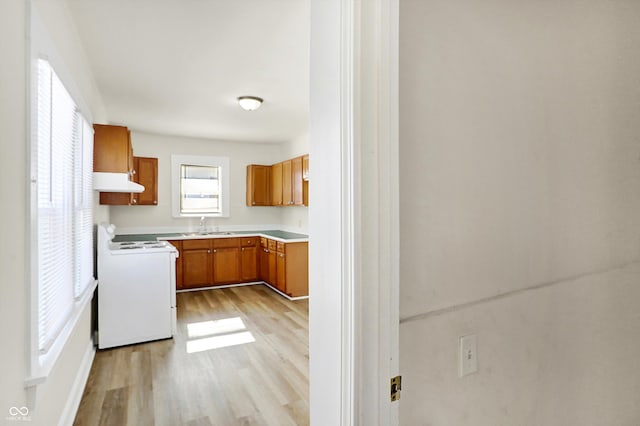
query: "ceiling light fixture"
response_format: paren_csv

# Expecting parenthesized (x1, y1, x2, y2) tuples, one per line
(237, 96, 263, 111)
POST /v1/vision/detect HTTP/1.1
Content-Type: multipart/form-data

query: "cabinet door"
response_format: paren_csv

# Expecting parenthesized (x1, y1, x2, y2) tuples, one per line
(174, 241, 183, 290)
(93, 124, 132, 173)
(246, 165, 271, 206)
(213, 247, 241, 284)
(276, 251, 286, 293)
(133, 157, 158, 205)
(267, 250, 277, 286)
(282, 159, 293, 205)
(260, 247, 270, 283)
(291, 156, 303, 205)
(241, 246, 258, 281)
(182, 248, 212, 288)
(99, 190, 133, 205)
(95, 124, 135, 205)
(282, 242, 309, 297)
(302, 154, 309, 180)
(271, 162, 283, 206)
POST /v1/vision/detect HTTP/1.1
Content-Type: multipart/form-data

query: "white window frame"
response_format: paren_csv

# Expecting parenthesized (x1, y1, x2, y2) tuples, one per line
(26, 10, 98, 390)
(171, 155, 230, 218)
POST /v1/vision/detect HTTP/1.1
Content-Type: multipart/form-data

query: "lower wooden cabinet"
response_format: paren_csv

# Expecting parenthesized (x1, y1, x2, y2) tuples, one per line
(276, 250, 286, 293)
(173, 236, 308, 297)
(275, 241, 309, 297)
(212, 238, 241, 284)
(241, 238, 259, 281)
(180, 239, 213, 289)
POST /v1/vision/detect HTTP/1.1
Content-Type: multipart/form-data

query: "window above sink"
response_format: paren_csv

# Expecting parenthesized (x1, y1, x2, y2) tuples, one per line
(171, 155, 230, 218)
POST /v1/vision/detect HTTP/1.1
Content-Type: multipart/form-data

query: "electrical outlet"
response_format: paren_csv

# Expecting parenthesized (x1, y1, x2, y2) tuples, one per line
(459, 334, 478, 377)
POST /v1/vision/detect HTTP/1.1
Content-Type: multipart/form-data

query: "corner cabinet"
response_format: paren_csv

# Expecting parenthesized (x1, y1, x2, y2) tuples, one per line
(274, 241, 308, 297)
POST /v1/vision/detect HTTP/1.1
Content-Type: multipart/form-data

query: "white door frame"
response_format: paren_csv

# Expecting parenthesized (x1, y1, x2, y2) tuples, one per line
(309, 0, 399, 424)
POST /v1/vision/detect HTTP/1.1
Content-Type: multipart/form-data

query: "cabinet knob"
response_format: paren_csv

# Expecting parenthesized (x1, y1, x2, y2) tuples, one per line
(153, 200, 157, 204)
(252, 202, 255, 205)
(213, 249, 217, 253)
(242, 248, 245, 251)
(132, 199, 137, 204)
(207, 250, 211, 253)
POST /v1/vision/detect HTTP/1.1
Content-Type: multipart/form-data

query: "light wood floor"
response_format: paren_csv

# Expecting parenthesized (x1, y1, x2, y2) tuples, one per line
(74, 285, 309, 426)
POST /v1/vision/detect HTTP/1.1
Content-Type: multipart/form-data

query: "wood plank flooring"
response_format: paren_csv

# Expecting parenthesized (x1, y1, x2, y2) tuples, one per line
(74, 285, 309, 426)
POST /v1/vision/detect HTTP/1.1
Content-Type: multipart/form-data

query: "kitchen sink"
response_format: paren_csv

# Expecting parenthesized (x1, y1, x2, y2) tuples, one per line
(182, 231, 236, 237)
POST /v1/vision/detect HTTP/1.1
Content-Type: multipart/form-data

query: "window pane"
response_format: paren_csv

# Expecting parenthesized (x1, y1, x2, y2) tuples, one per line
(180, 164, 221, 214)
(37, 59, 76, 353)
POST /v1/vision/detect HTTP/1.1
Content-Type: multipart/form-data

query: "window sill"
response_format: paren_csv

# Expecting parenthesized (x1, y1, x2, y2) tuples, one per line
(25, 279, 97, 390)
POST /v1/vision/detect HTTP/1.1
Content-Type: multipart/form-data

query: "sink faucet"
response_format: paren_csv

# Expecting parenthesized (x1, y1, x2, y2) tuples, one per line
(199, 216, 206, 232)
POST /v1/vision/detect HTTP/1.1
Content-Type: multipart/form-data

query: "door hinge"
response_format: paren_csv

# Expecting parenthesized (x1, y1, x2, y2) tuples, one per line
(390, 375, 402, 402)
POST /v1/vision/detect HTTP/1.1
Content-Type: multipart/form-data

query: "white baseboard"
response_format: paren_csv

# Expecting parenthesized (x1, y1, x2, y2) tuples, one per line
(177, 281, 309, 301)
(57, 340, 96, 426)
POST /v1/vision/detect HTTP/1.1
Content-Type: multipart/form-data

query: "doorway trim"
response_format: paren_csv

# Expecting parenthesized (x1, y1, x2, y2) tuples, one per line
(309, 0, 399, 424)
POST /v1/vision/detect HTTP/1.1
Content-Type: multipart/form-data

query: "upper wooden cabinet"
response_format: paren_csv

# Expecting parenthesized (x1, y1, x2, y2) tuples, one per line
(246, 165, 271, 206)
(271, 162, 283, 206)
(93, 124, 133, 173)
(302, 154, 309, 181)
(99, 156, 158, 205)
(94, 123, 158, 206)
(133, 157, 158, 205)
(282, 159, 293, 205)
(248, 154, 308, 207)
(302, 155, 309, 206)
(291, 156, 304, 206)
(280, 156, 304, 206)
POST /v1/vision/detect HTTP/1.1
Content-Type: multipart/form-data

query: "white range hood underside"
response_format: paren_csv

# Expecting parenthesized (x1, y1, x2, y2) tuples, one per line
(93, 172, 144, 193)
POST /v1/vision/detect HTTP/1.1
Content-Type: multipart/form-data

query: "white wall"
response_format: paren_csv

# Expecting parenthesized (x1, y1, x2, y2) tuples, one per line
(399, 0, 640, 424)
(0, 1, 106, 424)
(0, 0, 29, 419)
(109, 131, 284, 232)
(280, 131, 309, 233)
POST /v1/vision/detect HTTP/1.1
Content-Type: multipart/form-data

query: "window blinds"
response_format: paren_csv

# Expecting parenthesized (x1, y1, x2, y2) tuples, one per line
(37, 59, 94, 354)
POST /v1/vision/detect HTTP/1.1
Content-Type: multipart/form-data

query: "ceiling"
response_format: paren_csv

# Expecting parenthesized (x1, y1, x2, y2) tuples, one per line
(66, 0, 310, 143)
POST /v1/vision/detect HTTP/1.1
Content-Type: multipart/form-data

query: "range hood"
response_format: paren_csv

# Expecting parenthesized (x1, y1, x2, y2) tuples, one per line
(93, 172, 144, 193)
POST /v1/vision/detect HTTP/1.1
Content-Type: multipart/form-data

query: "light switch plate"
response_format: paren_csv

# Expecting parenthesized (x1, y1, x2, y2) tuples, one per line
(459, 334, 478, 377)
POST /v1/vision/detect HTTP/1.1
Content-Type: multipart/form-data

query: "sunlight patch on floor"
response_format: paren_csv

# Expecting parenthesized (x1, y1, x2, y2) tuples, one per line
(186, 317, 255, 353)
(187, 317, 247, 338)
(187, 331, 256, 353)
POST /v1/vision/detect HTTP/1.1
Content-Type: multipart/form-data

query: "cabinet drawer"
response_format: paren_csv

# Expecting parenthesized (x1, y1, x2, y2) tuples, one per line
(267, 239, 277, 251)
(213, 237, 240, 248)
(182, 239, 211, 250)
(276, 241, 285, 253)
(241, 237, 257, 247)
(260, 237, 268, 248)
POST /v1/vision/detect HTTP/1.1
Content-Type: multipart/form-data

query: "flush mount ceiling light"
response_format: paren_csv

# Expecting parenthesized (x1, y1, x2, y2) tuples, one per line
(237, 96, 263, 111)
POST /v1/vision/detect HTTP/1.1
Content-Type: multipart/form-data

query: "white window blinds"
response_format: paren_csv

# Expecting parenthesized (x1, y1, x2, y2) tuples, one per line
(36, 59, 94, 354)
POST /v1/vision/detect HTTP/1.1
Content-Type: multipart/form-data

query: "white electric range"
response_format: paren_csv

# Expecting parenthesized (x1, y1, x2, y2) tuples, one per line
(97, 223, 178, 349)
